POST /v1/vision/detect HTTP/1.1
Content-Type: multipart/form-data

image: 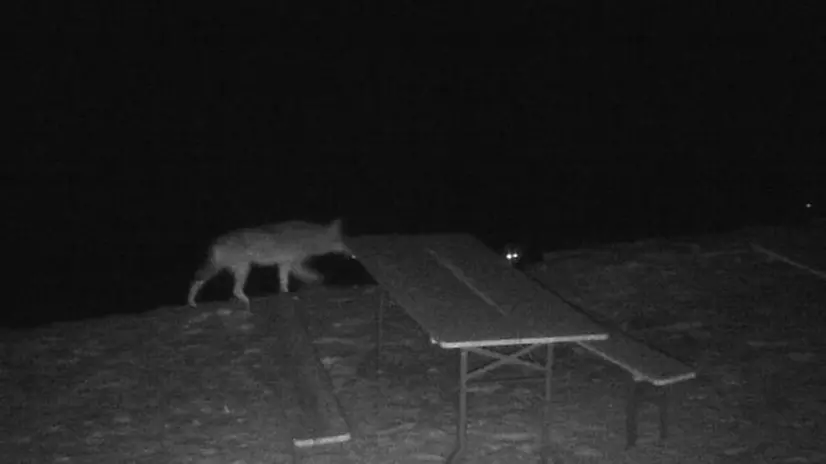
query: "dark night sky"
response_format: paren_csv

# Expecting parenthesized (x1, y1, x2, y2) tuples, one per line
(8, 3, 825, 327)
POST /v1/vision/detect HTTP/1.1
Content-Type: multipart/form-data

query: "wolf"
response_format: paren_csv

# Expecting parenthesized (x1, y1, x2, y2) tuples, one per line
(187, 218, 355, 308)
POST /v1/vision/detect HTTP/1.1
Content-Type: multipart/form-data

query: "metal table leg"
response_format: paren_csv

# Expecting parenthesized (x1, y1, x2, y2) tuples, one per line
(446, 349, 469, 464)
(658, 385, 670, 441)
(626, 379, 641, 449)
(539, 344, 555, 464)
(376, 291, 385, 378)
(373, 292, 387, 419)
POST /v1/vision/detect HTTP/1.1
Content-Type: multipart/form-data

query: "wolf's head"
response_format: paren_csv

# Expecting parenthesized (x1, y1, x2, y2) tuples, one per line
(325, 218, 356, 258)
(503, 243, 523, 266)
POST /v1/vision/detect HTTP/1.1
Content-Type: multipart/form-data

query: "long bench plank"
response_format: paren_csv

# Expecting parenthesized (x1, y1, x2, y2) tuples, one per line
(578, 333, 696, 386)
(577, 330, 696, 448)
(349, 234, 608, 348)
(266, 297, 351, 448)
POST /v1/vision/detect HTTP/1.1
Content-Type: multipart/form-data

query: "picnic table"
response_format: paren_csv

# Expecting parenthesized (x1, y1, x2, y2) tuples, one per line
(349, 234, 695, 462)
(349, 234, 607, 463)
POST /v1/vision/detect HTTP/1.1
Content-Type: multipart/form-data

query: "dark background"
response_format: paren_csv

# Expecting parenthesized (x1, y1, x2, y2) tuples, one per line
(8, 2, 825, 328)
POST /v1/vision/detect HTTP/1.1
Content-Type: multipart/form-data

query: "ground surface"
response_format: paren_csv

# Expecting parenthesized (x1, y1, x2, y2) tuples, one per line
(1, 226, 824, 463)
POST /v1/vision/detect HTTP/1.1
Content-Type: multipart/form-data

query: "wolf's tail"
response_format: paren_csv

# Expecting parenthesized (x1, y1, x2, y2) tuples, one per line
(193, 257, 220, 282)
(188, 247, 222, 306)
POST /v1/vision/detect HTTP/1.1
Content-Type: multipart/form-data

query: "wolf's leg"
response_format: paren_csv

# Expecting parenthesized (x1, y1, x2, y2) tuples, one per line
(188, 262, 222, 307)
(292, 261, 322, 284)
(279, 263, 292, 293)
(230, 263, 251, 309)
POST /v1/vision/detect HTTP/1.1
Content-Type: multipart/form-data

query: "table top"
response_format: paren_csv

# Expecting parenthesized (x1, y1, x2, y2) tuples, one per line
(349, 234, 609, 349)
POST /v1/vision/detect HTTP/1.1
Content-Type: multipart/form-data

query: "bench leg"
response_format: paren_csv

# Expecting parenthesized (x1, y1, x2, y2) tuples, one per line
(539, 344, 555, 464)
(625, 379, 641, 449)
(625, 380, 672, 449)
(658, 385, 670, 441)
(447, 349, 469, 464)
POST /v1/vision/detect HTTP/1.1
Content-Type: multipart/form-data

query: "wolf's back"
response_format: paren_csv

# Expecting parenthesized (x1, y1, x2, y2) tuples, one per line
(260, 220, 347, 255)
(207, 221, 338, 268)
(205, 230, 277, 267)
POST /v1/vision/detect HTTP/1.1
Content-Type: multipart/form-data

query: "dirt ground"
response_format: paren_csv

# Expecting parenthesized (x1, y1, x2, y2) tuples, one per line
(1, 226, 824, 463)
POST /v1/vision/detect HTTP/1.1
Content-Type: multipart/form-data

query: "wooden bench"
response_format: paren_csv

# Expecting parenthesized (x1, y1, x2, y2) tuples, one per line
(264, 297, 350, 462)
(523, 272, 698, 448)
(578, 332, 696, 448)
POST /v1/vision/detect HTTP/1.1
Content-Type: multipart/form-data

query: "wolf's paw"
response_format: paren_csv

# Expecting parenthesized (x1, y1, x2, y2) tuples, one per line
(234, 295, 251, 309)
